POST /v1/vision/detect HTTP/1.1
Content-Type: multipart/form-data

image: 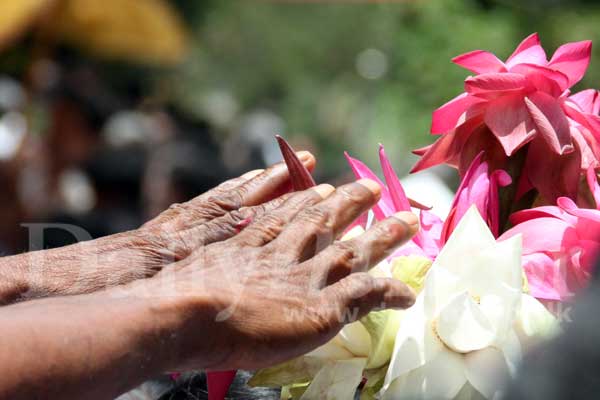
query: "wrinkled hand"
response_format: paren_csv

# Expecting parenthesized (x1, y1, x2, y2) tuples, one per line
(139, 151, 316, 264)
(133, 179, 418, 372)
(0, 153, 315, 302)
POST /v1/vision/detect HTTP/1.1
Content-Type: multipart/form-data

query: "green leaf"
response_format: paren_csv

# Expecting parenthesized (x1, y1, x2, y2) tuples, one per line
(360, 310, 402, 368)
(360, 365, 387, 399)
(249, 357, 325, 388)
(390, 256, 432, 293)
(281, 383, 310, 400)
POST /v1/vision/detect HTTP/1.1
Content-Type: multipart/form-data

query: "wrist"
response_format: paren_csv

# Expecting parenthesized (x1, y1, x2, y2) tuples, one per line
(10, 230, 169, 300)
(0, 257, 29, 304)
(122, 274, 230, 372)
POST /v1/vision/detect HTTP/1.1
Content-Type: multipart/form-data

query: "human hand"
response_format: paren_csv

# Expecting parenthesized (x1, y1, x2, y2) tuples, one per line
(134, 179, 418, 372)
(0, 153, 315, 302)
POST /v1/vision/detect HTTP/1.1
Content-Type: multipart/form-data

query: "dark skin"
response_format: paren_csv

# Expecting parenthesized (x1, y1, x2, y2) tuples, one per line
(0, 152, 418, 399)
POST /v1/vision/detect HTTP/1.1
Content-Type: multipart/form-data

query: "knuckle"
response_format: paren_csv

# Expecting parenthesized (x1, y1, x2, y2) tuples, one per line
(298, 206, 330, 228)
(168, 202, 186, 212)
(371, 221, 398, 243)
(331, 241, 360, 272)
(246, 213, 286, 243)
(352, 273, 376, 294)
(259, 213, 287, 230)
(338, 184, 370, 206)
(309, 302, 336, 335)
(202, 192, 244, 218)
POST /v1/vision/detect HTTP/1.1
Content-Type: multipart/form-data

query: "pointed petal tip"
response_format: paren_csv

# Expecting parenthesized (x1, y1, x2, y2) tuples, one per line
(275, 135, 316, 190)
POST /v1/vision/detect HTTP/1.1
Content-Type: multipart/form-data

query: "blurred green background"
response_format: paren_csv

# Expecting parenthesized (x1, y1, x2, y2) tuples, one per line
(0, 0, 599, 253)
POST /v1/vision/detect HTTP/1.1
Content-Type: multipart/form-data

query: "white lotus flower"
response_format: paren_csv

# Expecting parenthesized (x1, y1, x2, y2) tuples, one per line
(381, 206, 556, 400)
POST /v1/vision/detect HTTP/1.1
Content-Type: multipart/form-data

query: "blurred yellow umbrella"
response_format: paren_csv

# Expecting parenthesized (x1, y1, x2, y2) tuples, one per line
(0, 0, 188, 65)
(0, 0, 55, 50)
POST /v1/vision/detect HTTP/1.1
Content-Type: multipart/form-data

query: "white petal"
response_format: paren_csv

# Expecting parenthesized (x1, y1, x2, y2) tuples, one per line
(433, 207, 523, 306)
(454, 382, 487, 400)
(383, 297, 444, 390)
(464, 347, 510, 399)
(478, 292, 520, 343)
(300, 358, 366, 400)
(338, 321, 371, 357)
(382, 348, 467, 400)
(306, 337, 354, 360)
(436, 291, 496, 353)
(514, 293, 559, 348)
(435, 206, 496, 273)
(422, 266, 462, 319)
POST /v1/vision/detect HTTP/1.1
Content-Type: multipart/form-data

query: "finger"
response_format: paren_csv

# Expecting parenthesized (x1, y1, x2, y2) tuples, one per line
(312, 211, 419, 286)
(237, 184, 335, 247)
(274, 179, 381, 261)
(149, 193, 294, 261)
(211, 169, 266, 194)
(148, 152, 315, 230)
(193, 151, 316, 213)
(142, 169, 267, 229)
(321, 273, 415, 325)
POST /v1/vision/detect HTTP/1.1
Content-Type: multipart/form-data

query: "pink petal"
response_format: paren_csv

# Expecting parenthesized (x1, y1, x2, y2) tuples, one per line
(509, 63, 569, 94)
(465, 72, 528, 99)
(413, 113, 486, 173)
(524, 91, 573, 155)
(521, 253, 573, 300)
(442, 152, 497, 242)
(345, 152, 394, 219)
(452, 50, 507, 74)
(207, 370, 237, 400)
(418, 210, 444, 259)
(391, 239, 428, 259)
(347, 212, 369, 232)
(524, 137, 581, 203)
(506, 33, 548, 68)
(563, 101, 600, 137)
(488, 168, 512, 236)
(548, 40, 592, 87)
(509, 205, 576, 226)
(558, 196, 600, 224)
(570, 89, 600, 115)
(412, 145, 430, 156)
(484, 93, 536, 156)
(570, 126, 600, 171)
(431, 93, 484, 134)
(379, 145, 411, 211)
(587, 167, 600, 209)
(501, 216, 573, 254)
(571, 240, 599, 286)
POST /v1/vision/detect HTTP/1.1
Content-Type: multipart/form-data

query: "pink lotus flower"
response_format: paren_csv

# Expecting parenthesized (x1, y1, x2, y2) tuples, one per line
(501, 167, 600, 301)
(412, 33, 594, 203)
(346, 146, 511, 259)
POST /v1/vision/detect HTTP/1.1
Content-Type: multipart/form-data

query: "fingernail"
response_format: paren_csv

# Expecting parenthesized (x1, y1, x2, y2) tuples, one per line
(393, 211, 419, 227)
(356, 178, 381, 197)
(242, 169, 264, 179)
(314, 184, 335, 198)
(296, 151, 313, 163)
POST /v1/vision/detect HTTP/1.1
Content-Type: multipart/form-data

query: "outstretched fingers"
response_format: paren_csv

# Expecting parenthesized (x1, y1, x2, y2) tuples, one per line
(235, 184, 335, 247)
(273, 179, 382, 261)
(321, 273, 416, 326)
(312, 211, 419, 285)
